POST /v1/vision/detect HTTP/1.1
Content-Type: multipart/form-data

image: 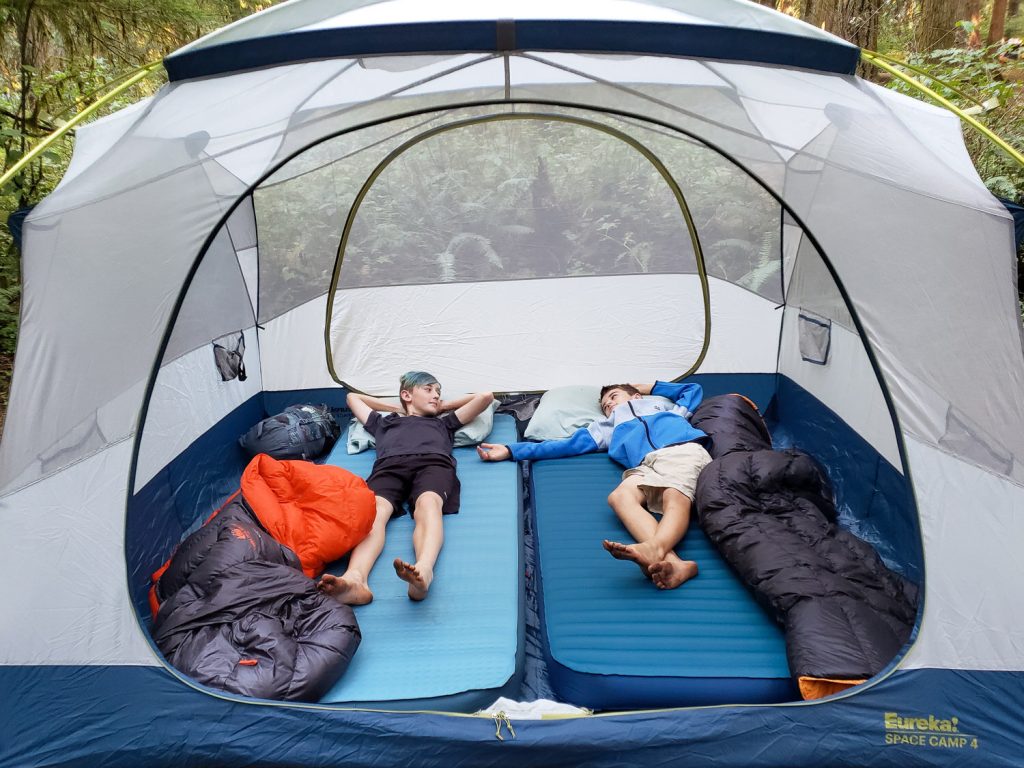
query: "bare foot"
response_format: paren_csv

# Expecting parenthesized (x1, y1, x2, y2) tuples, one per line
(394, 558, 432, 601)
(648, 558, 698, 590)
(317, 573, 373, 606)
(602, 539, 664, 578)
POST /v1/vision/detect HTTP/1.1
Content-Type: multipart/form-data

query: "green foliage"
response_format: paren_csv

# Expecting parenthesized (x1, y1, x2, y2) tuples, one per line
(875, 0, 919, 56)
(255, 116, 783, 322)
(885, 42, 1024, 201)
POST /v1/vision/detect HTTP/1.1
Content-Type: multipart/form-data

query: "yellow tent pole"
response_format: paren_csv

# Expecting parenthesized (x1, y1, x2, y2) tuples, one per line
(861, 49, 1024, 169)
(48, 58, 164, 123)
(861, 48, 986, 108)
(0, 60, 165, 191)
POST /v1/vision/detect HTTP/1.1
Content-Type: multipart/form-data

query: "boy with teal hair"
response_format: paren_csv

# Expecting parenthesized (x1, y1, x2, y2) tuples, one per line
(319, 371, 494, 604)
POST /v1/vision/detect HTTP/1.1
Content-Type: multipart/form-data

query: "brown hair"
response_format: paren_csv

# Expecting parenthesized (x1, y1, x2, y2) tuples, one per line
(599, 384, 640, 403)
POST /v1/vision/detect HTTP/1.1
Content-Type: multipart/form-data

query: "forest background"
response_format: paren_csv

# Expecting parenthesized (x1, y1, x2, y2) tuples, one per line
(2, 0, 1023, 430)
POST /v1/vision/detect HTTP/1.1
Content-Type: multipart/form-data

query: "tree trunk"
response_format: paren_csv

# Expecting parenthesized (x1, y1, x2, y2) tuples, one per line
(917, 0, 970, 50)
(754, 0, 777, 8)
(815, 0, 882, 50)
(988, 0, 1009, 44)
(1010, 0, 1020, 17)
(801, 0, 881, 77)
(803, 0, 822, 26)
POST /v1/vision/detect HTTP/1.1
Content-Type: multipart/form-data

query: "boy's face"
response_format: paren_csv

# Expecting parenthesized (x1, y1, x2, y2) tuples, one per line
(600, 387, 642, 417)
(401, 382, 441, 416)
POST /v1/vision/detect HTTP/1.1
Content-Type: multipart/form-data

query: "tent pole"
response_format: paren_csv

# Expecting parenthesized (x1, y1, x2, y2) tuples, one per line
(860, 50, 1024, 169)
(861, 49, 986, 109)
(0, 60, 164, 191)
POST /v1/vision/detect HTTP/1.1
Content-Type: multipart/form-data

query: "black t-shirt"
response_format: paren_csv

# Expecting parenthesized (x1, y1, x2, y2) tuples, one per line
(364, 411, 463, 463)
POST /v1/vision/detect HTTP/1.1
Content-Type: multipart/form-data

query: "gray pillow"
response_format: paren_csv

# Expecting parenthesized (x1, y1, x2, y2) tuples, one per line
(347, 401, 498, 454)
(524, 385, 676, 440)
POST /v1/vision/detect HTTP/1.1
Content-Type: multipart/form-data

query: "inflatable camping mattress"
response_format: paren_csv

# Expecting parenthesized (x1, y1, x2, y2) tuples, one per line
(530, 453, 794, 710)
(318, 413, 523, 711)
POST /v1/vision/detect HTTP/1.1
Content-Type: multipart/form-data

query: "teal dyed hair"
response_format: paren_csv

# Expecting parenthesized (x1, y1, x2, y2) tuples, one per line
(399, 371, 440, 394)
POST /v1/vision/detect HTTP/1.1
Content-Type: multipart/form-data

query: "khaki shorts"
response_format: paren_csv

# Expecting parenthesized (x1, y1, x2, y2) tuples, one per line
(622, 442, 712, 513)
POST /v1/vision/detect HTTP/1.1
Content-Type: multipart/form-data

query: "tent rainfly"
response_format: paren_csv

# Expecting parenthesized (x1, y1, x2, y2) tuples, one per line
(2, 1, 1023, 766)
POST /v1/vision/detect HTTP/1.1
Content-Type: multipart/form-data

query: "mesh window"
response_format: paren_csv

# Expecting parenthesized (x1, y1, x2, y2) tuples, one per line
(339, 117, 699, 288)
(254, 115, 452, 323)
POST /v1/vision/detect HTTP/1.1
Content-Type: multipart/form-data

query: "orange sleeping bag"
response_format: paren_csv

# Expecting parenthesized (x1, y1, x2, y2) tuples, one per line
(151, 454, 375, 617)
(241, 453, 376, 578)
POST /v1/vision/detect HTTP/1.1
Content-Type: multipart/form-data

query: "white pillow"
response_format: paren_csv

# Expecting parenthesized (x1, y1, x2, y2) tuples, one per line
(347, 401, 498, 454)
(524, 385, 676, 440)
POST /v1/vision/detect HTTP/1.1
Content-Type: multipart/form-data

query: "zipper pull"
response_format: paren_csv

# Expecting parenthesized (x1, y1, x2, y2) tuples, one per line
(492, 711, 516, 741)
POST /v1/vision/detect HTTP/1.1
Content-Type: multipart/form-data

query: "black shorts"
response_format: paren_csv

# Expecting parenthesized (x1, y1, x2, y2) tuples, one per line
(366, 453, 461, 517)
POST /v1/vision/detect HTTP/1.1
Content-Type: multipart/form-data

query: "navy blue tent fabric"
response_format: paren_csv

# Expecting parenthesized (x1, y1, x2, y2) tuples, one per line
(997, 197, 1024, 294)
(3, 664, 1022, 766)
(998, 197, 1024, 251)
(164, 20, 859, 81)
(5, 206, 34, 252)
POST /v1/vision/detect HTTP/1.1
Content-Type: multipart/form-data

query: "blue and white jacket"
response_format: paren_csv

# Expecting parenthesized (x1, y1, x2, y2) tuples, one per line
(508, 381, 706, 468)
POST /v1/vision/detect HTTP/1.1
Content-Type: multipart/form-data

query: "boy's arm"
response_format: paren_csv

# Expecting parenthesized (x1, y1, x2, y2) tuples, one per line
(346, 392, 399, 425)
(478, 427, 600, 462)
(452, 392, 494, 426)
(650, 380, 703, 415)
(439, 393, 478, 413)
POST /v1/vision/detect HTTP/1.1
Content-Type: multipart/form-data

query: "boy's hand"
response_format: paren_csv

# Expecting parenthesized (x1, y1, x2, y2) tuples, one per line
(477, 443, 510, 461)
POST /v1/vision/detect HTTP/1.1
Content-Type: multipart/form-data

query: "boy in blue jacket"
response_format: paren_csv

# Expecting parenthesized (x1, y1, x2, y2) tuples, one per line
(478, 382, 710, 590)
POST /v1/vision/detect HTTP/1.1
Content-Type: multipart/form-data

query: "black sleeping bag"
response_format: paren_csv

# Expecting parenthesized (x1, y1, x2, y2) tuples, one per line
(152, 499, 360, 701)
(691, 395, 918, 692)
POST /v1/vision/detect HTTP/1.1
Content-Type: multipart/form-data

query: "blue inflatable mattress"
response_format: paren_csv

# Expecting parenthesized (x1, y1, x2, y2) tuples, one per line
(319, 414, 522, 711)
(531, 453, 794, 710)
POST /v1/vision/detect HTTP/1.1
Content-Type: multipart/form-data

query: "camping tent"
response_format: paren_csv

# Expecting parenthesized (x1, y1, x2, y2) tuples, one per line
(2, 0, 1024, 765)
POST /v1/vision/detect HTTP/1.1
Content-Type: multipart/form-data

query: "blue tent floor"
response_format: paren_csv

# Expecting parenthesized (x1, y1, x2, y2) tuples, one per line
(319, 414, 522, 711)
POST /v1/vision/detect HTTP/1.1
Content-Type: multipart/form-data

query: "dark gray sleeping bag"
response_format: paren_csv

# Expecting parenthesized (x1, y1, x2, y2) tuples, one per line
(152, 499, 360, 701)
(691, 395, 918, 689)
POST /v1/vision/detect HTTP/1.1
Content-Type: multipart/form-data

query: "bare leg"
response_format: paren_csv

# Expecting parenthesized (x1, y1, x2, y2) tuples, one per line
(646, 489, 698, 589)
(603, 478, 697, 589)
(318, 496, 393, 605)
(394, 491, 444, 601)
